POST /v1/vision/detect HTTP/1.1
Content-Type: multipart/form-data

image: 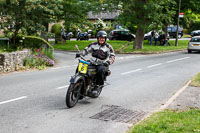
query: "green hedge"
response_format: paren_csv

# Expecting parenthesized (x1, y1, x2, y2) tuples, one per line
(23, 36, 54, 51)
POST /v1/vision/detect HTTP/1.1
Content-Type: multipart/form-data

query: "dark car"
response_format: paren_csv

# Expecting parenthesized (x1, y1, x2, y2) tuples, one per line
(167, 26, 183, 38)
(109, 29, 135, 41)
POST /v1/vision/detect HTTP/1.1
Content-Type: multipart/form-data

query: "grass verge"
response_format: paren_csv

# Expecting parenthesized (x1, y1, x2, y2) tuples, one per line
(53, 40, 129, 51)
(129, 72, 200, 133)
(53, 40, 189, 54)
(190, 72, 200, 87)
(129, 109, 200, 133)
(122, 40, 189, 54)
(182, 34, 191, 38)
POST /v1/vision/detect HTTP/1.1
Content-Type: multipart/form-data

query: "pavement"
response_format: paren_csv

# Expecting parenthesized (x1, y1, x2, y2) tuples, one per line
(167, 84, 200, 110)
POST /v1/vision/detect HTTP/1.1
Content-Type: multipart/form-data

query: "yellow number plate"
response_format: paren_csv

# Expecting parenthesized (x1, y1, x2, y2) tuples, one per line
(193, 44, 200, 46)
(78, 63, 88, 74)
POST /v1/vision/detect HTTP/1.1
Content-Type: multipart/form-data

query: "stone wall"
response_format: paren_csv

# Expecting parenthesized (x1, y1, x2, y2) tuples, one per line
(0, 49, 30, 73)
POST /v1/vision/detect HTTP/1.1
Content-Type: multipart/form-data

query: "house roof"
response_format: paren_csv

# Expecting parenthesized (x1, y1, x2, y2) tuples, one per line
(87, 11, 119, 20)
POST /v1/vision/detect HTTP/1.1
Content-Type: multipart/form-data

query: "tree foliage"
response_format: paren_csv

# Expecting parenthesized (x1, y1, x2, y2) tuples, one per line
(178, 0, 200, 32)
(0, 0, 62, 45)
(62, 0, 91, 32)
(95, 0, 176, 49)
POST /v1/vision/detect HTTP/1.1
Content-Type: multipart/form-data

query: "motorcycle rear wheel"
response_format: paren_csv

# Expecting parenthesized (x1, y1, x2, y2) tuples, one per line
(66, 79, 84, 108)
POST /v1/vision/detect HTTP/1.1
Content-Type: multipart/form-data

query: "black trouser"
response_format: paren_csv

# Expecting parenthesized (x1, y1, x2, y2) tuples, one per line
(96, 64, 107, 85)
(76, 64, 107, 85)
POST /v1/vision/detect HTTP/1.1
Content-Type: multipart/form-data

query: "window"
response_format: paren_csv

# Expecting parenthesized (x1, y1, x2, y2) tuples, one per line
(191, 38, 200, 42)
(167, 27, 172, 32)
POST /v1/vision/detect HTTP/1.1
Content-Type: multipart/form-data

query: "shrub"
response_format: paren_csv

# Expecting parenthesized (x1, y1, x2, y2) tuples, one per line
(24, 48, 55, 70)
(22, 36, 54, 50)
(51, 23, 62, 43)
(51, 23, 62, 36)
(189, 21, 200, 33)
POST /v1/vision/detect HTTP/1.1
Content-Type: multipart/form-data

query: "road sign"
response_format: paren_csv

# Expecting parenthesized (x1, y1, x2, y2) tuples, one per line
(179, 13, 184, 18)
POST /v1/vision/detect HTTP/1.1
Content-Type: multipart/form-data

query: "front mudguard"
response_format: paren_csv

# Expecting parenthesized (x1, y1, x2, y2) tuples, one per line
(69, 74, 86, 96)
(70, 74, 85, 84)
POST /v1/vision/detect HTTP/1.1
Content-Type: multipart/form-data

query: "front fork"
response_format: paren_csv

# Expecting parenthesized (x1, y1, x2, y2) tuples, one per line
(69, 73, 86, 96)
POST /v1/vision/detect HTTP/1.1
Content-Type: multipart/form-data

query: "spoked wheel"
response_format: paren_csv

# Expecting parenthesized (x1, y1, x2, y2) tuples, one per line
(66, 79, 84, 108)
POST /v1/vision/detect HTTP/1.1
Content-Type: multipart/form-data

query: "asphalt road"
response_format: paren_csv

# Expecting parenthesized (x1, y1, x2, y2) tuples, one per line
(0, 50, 200, 133)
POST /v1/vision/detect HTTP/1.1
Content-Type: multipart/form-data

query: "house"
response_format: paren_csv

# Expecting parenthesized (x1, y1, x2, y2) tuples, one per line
(87, 11, 119, 22)
(48, 11, 119, 32)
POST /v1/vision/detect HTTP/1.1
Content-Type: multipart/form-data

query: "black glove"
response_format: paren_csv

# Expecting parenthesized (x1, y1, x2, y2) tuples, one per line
(103, 61, 110, 67)
(75, 53, 80, 58)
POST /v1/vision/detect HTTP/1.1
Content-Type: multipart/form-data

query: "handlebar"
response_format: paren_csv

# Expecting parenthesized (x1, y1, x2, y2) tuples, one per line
(75, 45, 86, 61)
(75, 45, 104, 66)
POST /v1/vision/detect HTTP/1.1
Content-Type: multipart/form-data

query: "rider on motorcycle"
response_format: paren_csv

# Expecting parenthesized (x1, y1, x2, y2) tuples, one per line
(76, 30, 115, 93)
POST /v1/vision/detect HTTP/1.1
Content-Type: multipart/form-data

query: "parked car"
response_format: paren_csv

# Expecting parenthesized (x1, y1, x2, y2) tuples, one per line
(188, 36, 200, 53)
(191, 30, 200, 37)
(108, 29, 135, 41)
(167, 25, 183, 38)
(144, 31, 152, 40)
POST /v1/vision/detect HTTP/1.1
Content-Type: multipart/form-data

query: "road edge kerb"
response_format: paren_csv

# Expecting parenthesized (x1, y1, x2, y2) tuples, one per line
(157, 80, 192, 111)
(127, 80, 192, 131)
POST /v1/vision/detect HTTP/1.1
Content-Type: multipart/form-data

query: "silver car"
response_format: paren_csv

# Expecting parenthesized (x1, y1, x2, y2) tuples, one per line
(191, 30, 200, 37)
(188, 36, 200, 53)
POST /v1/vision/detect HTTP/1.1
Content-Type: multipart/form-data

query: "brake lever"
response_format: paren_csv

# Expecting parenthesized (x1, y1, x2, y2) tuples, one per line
(75, 45, 87, 61)
(75, 45, 80, 53)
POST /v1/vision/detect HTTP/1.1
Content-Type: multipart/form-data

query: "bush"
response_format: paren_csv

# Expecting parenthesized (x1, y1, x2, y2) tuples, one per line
(24, 48, 55, 70)
(22, 36, 54, 50)
(51, 23, 62, 43)
(189, 21, 200, 33)
(51, 23, 62, 35)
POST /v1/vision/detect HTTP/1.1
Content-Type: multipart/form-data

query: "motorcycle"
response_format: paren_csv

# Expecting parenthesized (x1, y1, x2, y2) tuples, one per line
(76, 29, 92, 41)
(65, 45, 110, 108)
(61, 28, 73, 40)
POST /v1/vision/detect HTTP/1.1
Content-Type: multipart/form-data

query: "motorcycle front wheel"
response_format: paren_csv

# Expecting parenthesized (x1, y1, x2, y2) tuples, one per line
(66, 79, 84, 108)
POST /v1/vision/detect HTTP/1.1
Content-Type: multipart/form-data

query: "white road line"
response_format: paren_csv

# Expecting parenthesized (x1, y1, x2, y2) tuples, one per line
(116, 55, 144, 60)
(147, 63, 163, 68)
(166, 57, 190, 63)
(56, 85, 69, 90)
(0, 96, 27, 105)
(121, 68, 142, 75)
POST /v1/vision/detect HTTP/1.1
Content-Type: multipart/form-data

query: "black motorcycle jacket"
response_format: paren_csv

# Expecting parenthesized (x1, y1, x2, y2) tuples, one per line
(82, 42, 115, 65)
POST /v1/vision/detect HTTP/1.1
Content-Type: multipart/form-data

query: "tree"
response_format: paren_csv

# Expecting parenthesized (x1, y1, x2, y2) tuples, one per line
(91, 0, 178, 49)
(156, 0, 176, 40)
(62, 0, 91, 32)
(177, 0, 200, 32)
(98, 0, 165, 49)
(0, 0, 62, 45)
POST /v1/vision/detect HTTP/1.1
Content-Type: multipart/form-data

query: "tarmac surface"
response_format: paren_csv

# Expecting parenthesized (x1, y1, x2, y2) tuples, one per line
(168, 85, 200, 110)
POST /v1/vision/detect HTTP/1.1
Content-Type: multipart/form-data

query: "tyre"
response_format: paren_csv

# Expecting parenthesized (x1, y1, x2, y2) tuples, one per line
(178, 34, 182, 39)
(66, 79, 84, 108)
(188, 50, 192, 53)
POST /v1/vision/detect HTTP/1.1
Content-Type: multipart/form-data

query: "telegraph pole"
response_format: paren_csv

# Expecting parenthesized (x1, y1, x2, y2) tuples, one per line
(175, 0, 181, 46)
